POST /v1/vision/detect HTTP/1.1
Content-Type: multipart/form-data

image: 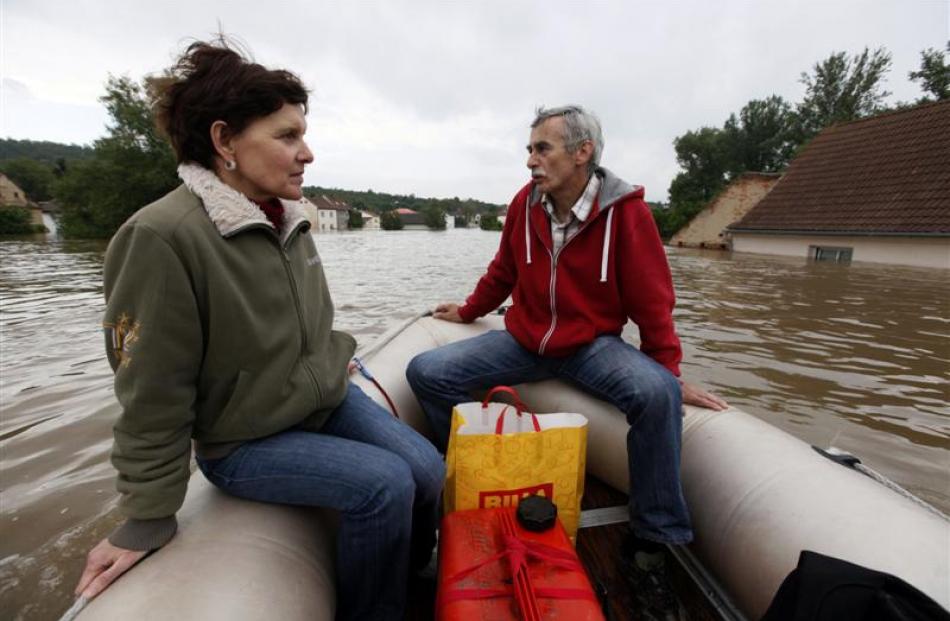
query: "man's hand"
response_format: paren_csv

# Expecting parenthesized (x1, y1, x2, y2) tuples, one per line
(433, 302, 464, 323)
(681, 380, 728, 411)
(75, 538, 148, 600)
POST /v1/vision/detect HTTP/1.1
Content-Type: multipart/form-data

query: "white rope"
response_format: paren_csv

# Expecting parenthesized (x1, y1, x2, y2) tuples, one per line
(827, 446, 949, 522)
(57, 596, 88, 621)
(855, 462, 949, 522)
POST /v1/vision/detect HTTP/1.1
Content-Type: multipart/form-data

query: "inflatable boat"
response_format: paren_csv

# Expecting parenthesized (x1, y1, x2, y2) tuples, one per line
(76, 314, 949, 620)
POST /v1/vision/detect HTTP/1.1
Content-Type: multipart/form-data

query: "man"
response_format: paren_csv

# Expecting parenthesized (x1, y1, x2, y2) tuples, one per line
(407, 105, 726, 618)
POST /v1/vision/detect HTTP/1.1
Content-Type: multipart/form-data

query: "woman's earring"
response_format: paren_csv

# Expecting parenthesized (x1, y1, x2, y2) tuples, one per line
(224, 160, 237, 171)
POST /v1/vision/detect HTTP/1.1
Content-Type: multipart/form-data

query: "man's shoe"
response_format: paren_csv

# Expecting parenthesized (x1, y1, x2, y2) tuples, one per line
(620, 536, 685, 621)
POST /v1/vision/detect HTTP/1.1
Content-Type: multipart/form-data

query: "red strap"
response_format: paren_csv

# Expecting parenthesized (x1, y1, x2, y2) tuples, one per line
(484, 386, 540, 435)
(440, 586, 598, 604)
(482, 385, 524, 407)
(493, 406, 541, 434)
(440, 533, 596, 605)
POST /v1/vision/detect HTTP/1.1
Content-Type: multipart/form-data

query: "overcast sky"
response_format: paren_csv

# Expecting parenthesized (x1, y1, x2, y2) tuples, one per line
(1, 0, 947, 204)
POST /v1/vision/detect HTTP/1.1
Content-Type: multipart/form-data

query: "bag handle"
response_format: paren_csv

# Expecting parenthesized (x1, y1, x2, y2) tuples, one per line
(483, 386, 541, 434)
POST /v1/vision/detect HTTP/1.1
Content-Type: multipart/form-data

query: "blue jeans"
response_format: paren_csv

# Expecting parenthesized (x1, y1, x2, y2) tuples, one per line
(406, 329, 691, 545)
(196, 383, 444, 621)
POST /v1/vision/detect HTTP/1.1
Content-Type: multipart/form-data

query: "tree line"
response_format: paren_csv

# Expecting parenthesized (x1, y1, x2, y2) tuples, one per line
(653, 43, 949, 238)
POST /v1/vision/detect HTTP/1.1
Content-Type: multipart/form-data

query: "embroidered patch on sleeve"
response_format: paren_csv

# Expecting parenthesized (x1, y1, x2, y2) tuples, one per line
(103, 312, 142, 367)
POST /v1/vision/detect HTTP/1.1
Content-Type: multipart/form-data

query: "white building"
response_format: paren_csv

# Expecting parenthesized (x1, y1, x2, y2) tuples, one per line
(306, 195, 351, 232)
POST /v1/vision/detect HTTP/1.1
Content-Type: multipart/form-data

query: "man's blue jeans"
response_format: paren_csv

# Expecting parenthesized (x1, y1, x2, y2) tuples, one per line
(406, 329, 691, 545)
(196, 383, 444, 621)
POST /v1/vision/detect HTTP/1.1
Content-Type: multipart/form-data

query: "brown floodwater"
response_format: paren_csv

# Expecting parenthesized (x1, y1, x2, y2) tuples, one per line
(1, 230, 948, 619)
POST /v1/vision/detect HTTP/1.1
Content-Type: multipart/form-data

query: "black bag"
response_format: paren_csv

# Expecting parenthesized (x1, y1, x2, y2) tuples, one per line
(760, 550, 949, 621)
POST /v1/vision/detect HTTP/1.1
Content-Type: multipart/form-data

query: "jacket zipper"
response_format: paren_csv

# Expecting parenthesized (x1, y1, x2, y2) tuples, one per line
(538, 245, 558, 355)
(534, 204, 610, 356)
(273, 227, 323, 403)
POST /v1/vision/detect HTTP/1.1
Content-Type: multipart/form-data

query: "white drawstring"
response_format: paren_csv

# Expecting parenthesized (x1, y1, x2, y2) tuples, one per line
(524, 194, 532, 265)
(600, 207, 613, 282)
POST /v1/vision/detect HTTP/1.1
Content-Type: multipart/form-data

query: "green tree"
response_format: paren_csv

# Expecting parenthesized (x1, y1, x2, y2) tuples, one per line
(347, 208, 364, 229)
(723, 96, 797, 175)
(668, 126, 731, 211)
(0, 206, 44, 234)
(650, 206, 682, 240)
(909, 42, 950, 102)
(0, 138, 94, 164)
(795, 47, 892, 140)
(0, 158, 57, 201)
(423, 206, 446, 230)
(56, 76, 178, 238)
(479, 214, 503, 231)
(380, 210, 403, 230)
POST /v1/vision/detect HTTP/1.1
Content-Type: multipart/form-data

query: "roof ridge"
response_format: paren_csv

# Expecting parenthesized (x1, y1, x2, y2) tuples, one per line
(823, 99, 950, 132)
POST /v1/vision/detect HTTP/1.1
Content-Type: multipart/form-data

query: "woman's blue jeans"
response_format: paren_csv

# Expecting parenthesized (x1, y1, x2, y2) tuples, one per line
(406, 329, 692, 545)
(196, 383, 444, 621)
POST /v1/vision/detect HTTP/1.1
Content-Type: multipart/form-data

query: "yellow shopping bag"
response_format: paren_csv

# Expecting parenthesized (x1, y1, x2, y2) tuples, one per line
(444, 386, 589, 539)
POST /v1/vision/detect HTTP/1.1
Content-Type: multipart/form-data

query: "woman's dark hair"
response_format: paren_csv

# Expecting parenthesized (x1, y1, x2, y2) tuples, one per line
(149, 38, 309, 168)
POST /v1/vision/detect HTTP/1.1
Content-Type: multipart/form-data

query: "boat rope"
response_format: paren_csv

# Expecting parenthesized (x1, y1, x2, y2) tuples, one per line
(354, 311, 431, 361)
(352, 356, 400, 419)
(350, 306, 508, 421)
(57, 596, 88, 621)
(815, 446, 949, 522)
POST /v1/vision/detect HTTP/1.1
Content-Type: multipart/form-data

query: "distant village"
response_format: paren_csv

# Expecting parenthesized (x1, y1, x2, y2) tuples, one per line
(302, 193, 504, 232)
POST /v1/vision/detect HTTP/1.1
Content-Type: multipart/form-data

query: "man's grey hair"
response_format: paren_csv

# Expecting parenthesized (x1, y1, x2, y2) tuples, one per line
(531, 105, 604, 173)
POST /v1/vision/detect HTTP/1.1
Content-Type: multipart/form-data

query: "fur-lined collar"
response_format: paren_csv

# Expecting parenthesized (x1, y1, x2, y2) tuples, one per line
(178, 163, 312, 244)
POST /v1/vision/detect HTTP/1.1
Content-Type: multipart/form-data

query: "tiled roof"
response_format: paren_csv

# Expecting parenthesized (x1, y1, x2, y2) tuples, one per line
(729, 100, 950, 235)
(307, 194, 350, 211)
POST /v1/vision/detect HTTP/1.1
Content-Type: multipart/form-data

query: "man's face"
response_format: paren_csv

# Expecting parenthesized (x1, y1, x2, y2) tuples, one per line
(526, 116, 588, 196)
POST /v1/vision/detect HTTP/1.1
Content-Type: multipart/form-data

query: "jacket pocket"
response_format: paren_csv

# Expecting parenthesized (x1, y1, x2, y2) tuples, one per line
(214, 369, 256, 436)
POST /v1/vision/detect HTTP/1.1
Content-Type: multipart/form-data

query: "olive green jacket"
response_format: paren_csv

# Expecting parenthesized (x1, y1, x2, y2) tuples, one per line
(104, 163, 355, 549)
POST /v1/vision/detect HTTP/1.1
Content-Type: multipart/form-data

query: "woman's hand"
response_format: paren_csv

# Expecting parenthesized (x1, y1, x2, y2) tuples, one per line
(75, 538, 148, 599)
(433, 303, 464, 323)
(681, 380, 729, 411)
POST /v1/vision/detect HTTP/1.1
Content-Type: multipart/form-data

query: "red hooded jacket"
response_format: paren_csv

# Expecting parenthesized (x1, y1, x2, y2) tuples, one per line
(458, 168, 682, 377)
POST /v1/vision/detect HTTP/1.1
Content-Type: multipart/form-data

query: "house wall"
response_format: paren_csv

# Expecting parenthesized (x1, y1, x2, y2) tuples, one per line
(670, 175, 779, 249)
(731, 233, 950, 269)
(299, 201, 319, 230)
(29, 206, 44, 226)
(361, 212, 380, 229)
(0, 174, 30, 207)
(335, 210, 349, 230)
(317, 208, 337, 232)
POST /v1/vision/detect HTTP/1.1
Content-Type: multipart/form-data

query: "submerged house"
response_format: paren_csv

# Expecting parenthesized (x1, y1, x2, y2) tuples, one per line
(306, 194, 351, 232)
(361, 210, 380, 230)
(669, 173, 781, 249)
(396, 207, 426, 230)
(727, 100, 950, 269)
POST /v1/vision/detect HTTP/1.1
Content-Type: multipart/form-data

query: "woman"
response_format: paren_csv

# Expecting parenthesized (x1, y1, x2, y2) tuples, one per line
(75, 39, 444, 621)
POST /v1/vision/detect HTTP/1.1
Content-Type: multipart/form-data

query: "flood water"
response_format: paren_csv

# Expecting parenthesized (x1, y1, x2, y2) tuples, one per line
(1, 228, 948, 619)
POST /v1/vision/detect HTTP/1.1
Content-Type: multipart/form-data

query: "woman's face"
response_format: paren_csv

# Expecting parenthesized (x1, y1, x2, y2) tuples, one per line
(226, 103, 313, 201)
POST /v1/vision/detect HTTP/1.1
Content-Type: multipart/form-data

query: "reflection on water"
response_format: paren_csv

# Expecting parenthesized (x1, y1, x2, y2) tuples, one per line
(1, 232, 948, 618)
